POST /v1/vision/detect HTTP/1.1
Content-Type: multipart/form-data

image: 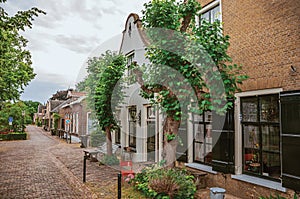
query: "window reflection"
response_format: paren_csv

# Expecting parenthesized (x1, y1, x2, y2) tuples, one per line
(193, 112, 212, 165)
(241, 95, 280, 180)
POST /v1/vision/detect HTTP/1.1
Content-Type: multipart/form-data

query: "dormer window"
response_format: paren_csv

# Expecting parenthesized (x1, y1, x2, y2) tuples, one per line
(128, 22, 132, 37)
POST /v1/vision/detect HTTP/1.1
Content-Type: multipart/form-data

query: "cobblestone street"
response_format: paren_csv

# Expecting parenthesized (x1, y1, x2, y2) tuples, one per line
(0, 125, 118, 199)
(0, 125, 242, 199)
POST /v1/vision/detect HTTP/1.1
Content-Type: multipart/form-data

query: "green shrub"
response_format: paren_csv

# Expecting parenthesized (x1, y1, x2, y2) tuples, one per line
(0, 132, 27, 141)
(132, 166, 196, 199)
(36, 119, 42, 127)
(259, 193, 299, 199)
(100, 154, 119, 166)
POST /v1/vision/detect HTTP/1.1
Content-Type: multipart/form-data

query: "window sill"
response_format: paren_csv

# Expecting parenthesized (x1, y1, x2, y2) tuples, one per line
(231, 174, 286, 192)
(185, 163, 217, 174)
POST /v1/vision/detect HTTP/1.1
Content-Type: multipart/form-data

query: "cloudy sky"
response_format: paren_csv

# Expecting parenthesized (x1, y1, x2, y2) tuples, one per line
(3, 0, 149, 103)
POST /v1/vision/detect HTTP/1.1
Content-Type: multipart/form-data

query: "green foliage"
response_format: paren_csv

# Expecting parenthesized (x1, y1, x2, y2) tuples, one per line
(36, 118, 42, 126)
(132, 166, 196, 199)
(78, 51, 126, 131)
(259, 193, 299, 199)
(166, 133, 176, 142)
(0, 1, 45, 102)
(0, 132, 27, 140)
(0, 101, 31, 132)
(139, 0, 248, 119)
(100, 154, 119, 166)
(90, 130, 106, 147)
(23, 100, 41, 123)
(93, 51, 126, 130)
(52, 113, 60, 130)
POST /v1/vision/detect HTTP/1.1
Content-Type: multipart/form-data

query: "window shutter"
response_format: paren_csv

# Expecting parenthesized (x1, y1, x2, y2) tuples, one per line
(212, 104, 235, 173)
(281, 92, 300, 191)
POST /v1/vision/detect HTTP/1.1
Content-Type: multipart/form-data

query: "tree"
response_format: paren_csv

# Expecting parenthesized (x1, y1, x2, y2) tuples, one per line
(83, 51, 126, 156)
(0, 100, 40, 132)
(23, 100, 41, 124)
(0, 0, 45, 103)
(0, 101, 30, 132)
(131, 0, 248, 166)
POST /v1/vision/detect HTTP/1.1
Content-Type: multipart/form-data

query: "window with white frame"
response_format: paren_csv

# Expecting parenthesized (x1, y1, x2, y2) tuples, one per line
(128, 106, 137, 148)
(241, 94, 280, 180)
(76, 112, 79, 134)
(146, 106, 156, 161)
(198, 1, 221, 25)
(193, 111, 213, 165)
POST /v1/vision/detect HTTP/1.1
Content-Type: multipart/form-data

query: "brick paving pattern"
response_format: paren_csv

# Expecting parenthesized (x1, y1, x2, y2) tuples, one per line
(0, 125, 241, 199)
(0, 126, 118, 199)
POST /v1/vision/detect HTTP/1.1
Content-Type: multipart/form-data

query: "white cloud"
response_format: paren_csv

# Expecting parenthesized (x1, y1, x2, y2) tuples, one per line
(3, 0, 150, 102)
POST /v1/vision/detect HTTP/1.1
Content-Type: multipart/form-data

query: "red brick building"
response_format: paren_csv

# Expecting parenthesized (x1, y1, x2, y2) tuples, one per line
(186, 0, 300, 197)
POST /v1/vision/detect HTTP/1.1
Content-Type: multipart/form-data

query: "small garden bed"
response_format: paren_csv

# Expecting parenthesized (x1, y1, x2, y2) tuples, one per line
(0, 132, 27, 141)
(128, 164, 197, 199)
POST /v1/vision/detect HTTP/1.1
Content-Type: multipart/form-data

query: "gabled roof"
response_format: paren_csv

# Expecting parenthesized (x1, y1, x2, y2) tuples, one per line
(60, 96, 87, 109)
(51, 99, 72, 113)
(67, 90, 86, 98)
(119, 13, 149, 54)
(50, 100, 65, 111)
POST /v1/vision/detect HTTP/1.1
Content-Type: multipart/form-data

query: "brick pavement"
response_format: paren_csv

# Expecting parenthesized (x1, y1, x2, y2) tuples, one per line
(0, 125, 242, 199)
(0, 125, 118, 199)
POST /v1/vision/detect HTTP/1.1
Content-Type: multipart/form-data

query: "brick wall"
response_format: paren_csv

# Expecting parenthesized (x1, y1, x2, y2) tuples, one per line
(198, 0, 300, 92)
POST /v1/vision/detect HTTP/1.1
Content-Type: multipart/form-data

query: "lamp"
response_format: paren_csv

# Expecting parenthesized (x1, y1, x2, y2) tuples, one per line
(129, 107, 136, 120)
(129, 107, 141, 126)
(291, 65, 297, 73)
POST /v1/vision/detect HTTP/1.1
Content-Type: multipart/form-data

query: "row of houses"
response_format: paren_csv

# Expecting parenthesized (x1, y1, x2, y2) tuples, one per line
(117, 0, 299, 196)
(35, 0, 299, 197)
(34, 89, 93, 145)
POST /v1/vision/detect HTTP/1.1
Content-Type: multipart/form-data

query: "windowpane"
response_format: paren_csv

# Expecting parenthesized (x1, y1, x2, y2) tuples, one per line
(205, 124, 213, 163)
(129, 121, 136, 147)
(147, 121, 155, 152)
(262, 152, 281, 178)
(243, 125, 260, 174)
(241, 94, 280, 180)
(242, 98, 257, 122)
(195, 124, 204, 142)
(193, 111, 212, 165)
(194, 142, 204, 162)
(201, 5, 221, 23)
(205, 111, 212, 122)
(201, 12, 210, 22)
(115, 127, 120, 144)
(262, 125, 280, 152)
(211, 5, 221, 22)
(260, 95, 279, 122)
(193, 113, 203, 122)
(128, 106, 137, 147)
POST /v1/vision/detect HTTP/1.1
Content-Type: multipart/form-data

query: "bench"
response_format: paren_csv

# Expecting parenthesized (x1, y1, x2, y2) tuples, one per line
(83, 149, 100, 162)
(97, 143, 120, 154)
(83, 143, 121, 162)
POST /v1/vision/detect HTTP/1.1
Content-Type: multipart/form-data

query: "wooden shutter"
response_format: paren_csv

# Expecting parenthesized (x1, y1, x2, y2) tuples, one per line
(212, 105, 235, 173)
(281, 92, 300, 191)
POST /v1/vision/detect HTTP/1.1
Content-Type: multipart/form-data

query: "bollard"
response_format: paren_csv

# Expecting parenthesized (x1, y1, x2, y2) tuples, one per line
(118, 173, 122, 199)
(69, 133, 71, 144)
(83, 154, 88, 182)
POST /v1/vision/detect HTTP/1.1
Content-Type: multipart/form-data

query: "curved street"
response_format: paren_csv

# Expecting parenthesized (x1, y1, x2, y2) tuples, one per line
(0, 125, 118, 199)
